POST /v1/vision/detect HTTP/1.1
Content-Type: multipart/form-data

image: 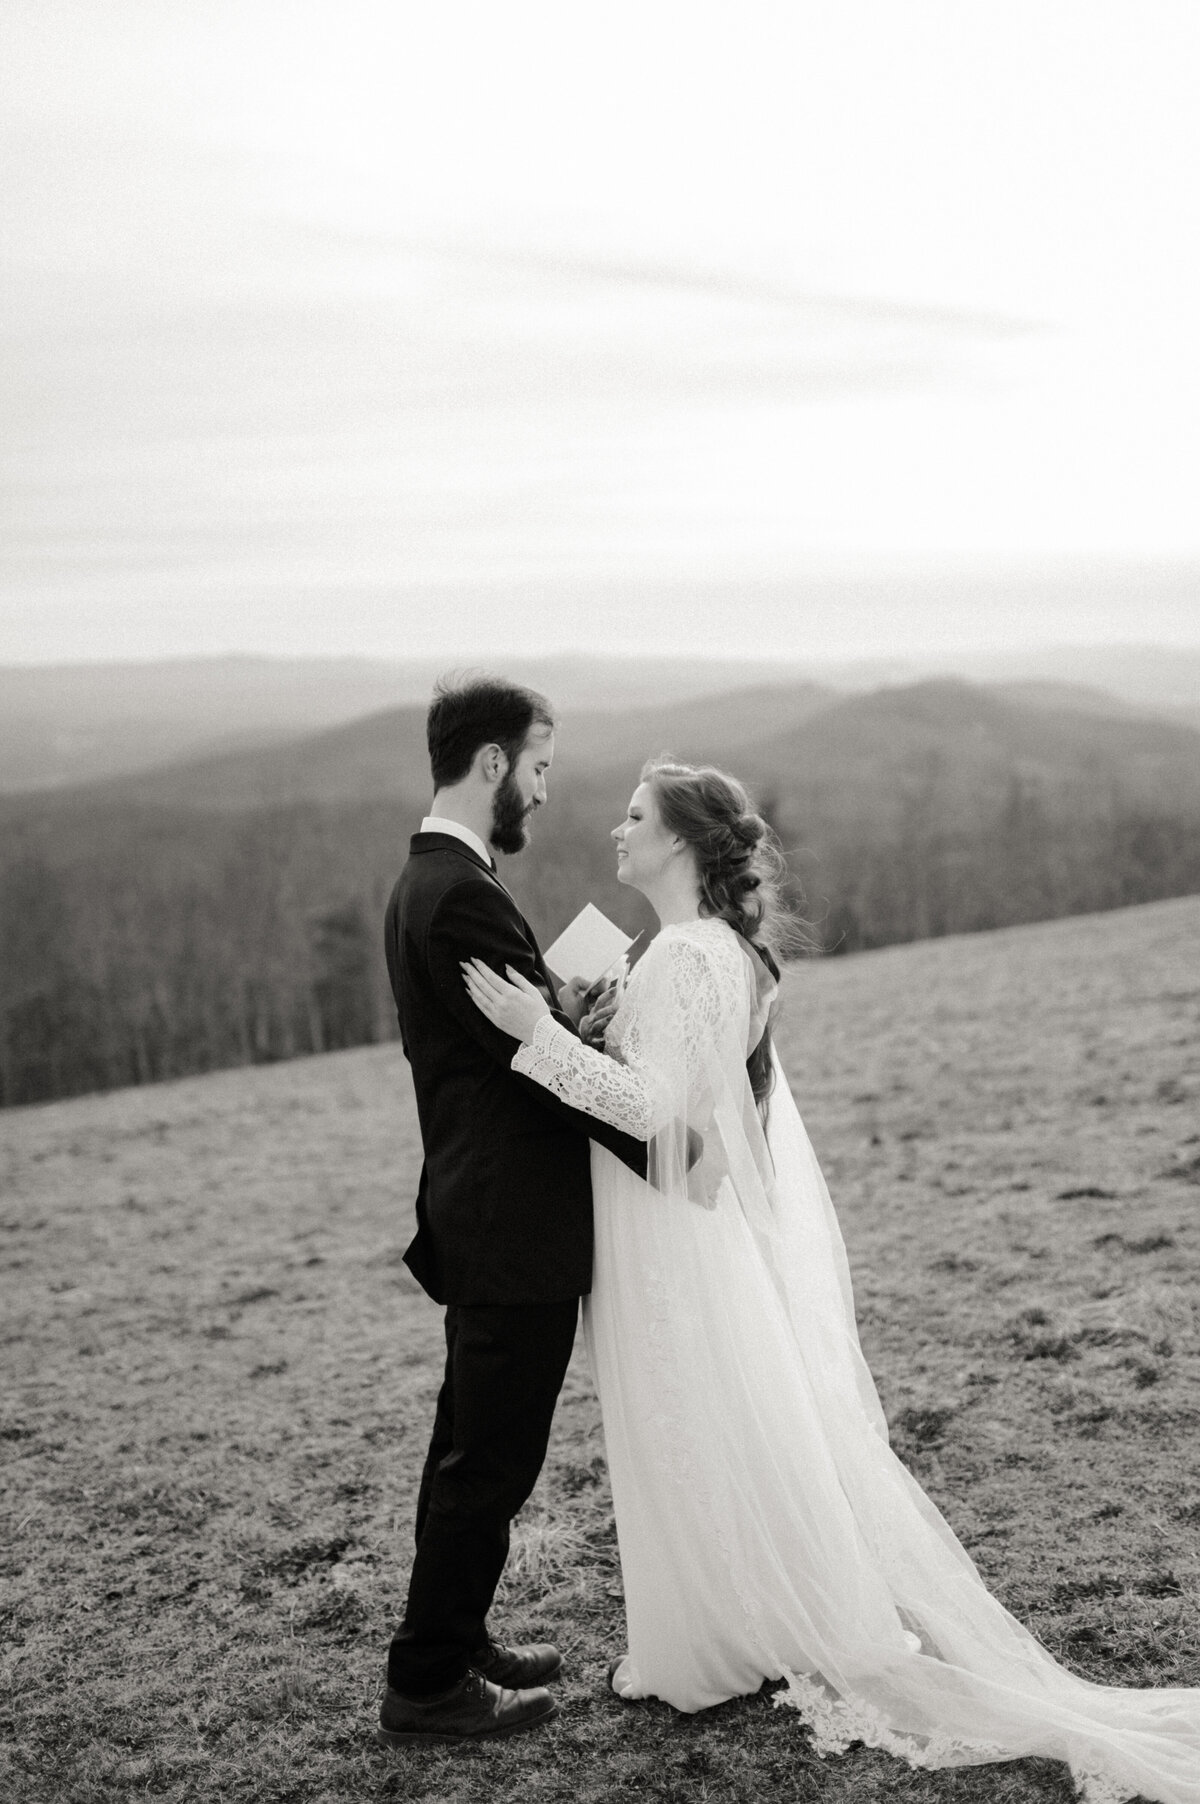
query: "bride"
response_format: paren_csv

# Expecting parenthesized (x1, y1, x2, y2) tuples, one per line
(463, 757, 1200, 1804)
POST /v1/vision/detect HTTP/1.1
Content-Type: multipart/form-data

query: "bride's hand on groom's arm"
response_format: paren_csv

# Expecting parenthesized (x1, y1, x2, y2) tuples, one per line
(462, 959, 551, 1044)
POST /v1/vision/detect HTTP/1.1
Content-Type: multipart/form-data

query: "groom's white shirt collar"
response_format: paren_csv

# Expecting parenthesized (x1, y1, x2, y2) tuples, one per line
(421, 815, 493, 869)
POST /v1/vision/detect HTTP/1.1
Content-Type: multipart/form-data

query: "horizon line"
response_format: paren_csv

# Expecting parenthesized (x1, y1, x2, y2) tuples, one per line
(4, 638, 1200, 676)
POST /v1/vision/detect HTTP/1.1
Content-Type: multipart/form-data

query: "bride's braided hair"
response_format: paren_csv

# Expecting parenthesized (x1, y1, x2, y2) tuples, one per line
(641, 756, 798, 1108)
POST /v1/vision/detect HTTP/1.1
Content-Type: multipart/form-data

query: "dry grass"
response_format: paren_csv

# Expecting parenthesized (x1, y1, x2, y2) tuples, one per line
(2, 896, 1199, 1803)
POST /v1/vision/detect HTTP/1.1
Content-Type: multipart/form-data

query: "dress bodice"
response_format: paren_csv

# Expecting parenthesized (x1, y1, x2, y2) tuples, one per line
(514, 916, 754, 1144)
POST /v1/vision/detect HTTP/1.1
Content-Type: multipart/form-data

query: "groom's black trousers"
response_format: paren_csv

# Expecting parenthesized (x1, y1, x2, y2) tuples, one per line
(387, 1297, 580, 1698)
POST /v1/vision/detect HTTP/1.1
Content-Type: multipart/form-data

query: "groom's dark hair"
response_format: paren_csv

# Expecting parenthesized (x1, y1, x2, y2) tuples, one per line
(427, 675, 557, 790)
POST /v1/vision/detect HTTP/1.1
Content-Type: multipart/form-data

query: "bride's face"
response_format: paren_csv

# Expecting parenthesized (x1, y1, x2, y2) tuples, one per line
(612, 782, 678, 890)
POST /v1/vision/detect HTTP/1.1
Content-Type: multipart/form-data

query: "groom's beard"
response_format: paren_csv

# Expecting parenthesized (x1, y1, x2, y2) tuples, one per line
(489, 770, 536, 856)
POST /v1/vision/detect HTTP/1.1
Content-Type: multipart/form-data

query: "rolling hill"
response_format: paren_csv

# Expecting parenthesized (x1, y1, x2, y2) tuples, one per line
(3, 641, 1199, 795)
(734, 678, 1200, 829)
(41, 679, 839, 814)
(2, 675, 1197, 1107)
(36, 674, 1200, 827)
(0, 656, 427, 793)
(0, 653, 831, 794)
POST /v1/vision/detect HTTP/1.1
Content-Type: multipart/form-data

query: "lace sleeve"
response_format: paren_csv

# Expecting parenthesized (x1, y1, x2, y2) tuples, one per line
(513, 1014, 658, 1139)
(511, 934, 726, 1141)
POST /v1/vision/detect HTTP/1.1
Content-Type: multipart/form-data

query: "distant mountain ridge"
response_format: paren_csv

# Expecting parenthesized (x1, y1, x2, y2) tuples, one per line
(3, 672, 1198, 1109)
(736, 678, 1200, 824)
(22, 674, 1195, 828)
(2, 643, 1199, 793)
(45, 679, 843, 814)
(0, 653, 827, 793)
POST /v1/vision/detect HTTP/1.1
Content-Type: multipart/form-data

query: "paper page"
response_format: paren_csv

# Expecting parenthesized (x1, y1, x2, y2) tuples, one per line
(543, 902, 633, 987)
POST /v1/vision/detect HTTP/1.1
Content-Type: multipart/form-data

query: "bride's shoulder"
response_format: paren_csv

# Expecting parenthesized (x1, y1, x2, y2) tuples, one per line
(619, 920, 742, 1037)
(660, 916, 738, 952)
(642, 917, 740, 980)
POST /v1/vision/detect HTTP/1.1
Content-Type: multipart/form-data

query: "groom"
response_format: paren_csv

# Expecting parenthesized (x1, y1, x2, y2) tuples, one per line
(377, 675, 646, 1745)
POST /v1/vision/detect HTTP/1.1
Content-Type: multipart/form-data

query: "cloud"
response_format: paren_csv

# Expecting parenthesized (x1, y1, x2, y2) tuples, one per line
(2, 1, 1196, 659)
(279, 212, 1042, 334)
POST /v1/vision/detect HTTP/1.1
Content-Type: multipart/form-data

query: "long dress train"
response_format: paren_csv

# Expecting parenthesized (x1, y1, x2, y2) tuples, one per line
(512, 916, 1200, 1804)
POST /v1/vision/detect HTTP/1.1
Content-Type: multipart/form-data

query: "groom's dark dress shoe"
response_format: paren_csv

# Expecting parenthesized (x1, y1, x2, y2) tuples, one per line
(376, 1670, 557, 1746)
(473, 1639, 563, 1687)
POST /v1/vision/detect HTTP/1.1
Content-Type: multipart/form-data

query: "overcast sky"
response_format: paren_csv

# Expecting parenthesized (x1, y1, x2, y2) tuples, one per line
(3, 0, 1199, 664)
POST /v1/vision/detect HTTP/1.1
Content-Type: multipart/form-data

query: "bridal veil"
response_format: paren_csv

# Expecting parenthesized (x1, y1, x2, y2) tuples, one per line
(520, 920, 1200, 1802)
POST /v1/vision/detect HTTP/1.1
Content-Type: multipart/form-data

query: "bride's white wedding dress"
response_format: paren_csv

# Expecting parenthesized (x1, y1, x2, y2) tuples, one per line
(512, 916, 1200, 1804)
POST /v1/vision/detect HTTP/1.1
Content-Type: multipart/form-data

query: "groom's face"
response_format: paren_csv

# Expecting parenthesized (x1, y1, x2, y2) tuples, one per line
(489, 726, 555, 855)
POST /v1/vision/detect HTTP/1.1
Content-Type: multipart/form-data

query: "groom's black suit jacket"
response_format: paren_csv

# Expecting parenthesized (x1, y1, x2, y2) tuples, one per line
(385, 831, 647, 1306)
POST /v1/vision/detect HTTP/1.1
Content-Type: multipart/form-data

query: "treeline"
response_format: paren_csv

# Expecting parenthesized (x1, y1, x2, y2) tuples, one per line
(771, 775, 1200, 953)
(2, 775, 1199, 1107)
(0, 804, 408, 1107)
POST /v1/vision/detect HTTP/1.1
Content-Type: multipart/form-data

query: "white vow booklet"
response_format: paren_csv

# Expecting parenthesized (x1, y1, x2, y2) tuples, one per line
(544, 903, 633, 987)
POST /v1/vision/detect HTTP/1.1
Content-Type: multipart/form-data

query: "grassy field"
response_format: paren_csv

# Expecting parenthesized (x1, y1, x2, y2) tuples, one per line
(3, 896, 1199, 1804)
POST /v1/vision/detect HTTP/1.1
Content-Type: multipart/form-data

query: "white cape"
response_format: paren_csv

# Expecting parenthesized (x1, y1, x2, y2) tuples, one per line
(514, 917, 1200, 1804)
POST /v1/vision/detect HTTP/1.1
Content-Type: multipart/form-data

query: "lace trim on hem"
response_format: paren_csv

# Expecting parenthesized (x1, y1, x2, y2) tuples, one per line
(772, 1673, 1140, 1803)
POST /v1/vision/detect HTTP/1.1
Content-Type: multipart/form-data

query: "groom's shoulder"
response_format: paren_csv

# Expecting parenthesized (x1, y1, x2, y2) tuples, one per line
(396, 838, 501, 915)
(404, 835, 492, 883)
